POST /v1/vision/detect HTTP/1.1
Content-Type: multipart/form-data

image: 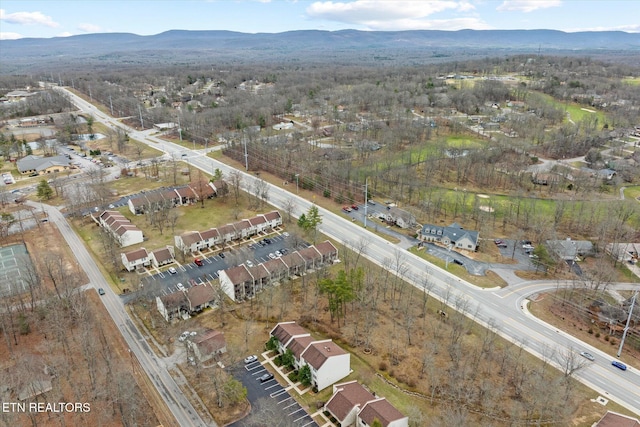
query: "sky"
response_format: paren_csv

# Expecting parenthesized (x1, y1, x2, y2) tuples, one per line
(0, 0, 638, 40)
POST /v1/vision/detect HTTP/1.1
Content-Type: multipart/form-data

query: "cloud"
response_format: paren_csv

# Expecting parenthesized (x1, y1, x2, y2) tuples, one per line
(0, 32, 23, 40)
(306, 0, 481, 30)
(564, 24, 640, 33)
(496, 1, 561, 13)
(78, 23, 102, 33)
(0, 9, 59, 27)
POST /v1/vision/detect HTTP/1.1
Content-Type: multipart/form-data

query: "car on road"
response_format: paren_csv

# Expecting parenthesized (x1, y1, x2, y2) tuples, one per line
(580, 351, 595, 361)
(168, 267, 177, 274)
(259, 372, 274, 382)
(497, 243, 508, 248)
(367, 199, 375, 205)
(351, 204, 359, 210)
(342, 206, 352, 213)
(176, 283, 185, 291)
(494, 239, 504, 245)
(98, 288, 105, 296)
(246, 260, 254, 267)
(244, 355, 258, 364)
(522, 244, 534, 250)
(194, 258, 203, 266)
(611, 360, 627, 371)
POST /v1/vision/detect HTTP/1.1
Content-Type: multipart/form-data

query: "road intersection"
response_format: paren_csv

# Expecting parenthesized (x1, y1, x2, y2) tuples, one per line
(57, 86, 640, 418)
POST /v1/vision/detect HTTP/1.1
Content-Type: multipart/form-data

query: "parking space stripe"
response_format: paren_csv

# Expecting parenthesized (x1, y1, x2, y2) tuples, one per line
(289, 408, 305, 417)
(264, 383, 279, 390)
(299, 420, 316, 427)
(283, 402, 297, 410)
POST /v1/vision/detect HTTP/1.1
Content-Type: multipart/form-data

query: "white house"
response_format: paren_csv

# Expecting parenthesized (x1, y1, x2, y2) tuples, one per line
(385, 207, 416, 229)
(300, 339, 351, 391)
(188, 329, 227, 362)
(357, 398, 408, 427)
(325, 381, 375, 427)
(270, 321, 311, 355)
(419, 222, 479, 252)
(121, 248, 151, 271)
(150, 246, 175, 268)
(175, 231, 204, 253)
(97, 211, 144, 248)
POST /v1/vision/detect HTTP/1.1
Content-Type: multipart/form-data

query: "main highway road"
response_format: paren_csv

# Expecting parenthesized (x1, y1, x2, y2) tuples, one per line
(57, 86, 640, 417)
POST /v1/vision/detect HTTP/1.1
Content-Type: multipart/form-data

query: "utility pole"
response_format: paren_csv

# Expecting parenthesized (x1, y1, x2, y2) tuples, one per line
(295, 174, 299, 194)
(617, 290, 638, 357)
(243, 138, 248, 171)
(138, 105, 144, 130)
(109, 95, 114, 116)
(177, 116, 182, 142)
(363, 177, 368, 228)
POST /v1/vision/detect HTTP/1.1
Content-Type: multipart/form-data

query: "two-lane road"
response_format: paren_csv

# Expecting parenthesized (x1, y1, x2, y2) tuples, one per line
(58, 86, 640, 416)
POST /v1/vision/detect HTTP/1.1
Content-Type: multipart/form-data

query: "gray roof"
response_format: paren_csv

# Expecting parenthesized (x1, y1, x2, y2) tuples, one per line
(420, 222, 479, 246)
(16, 155, 70, 173)
(546, 239, 593, 260)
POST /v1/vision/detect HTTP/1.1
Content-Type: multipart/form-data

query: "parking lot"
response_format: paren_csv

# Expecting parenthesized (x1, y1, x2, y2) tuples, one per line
(228, 359, 318, 427)
(124, 232, 305, 303)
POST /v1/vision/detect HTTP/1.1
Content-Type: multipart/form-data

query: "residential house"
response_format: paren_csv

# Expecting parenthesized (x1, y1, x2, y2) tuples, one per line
(357, 398, 409, 427)
(210, 180, 229, 197)
(185, 283, 217, 314)
(150, 246, 175, 268)
(156, 292, 188, 322)
(262, 258, 289, 283)
(217, 223, 238, 243)
(270, 321, 311, 355)
(314, 241, 339, 264)
(597, 168, 617, 180)
(593, 411, 639, 427)
(301, 339, 351, 391)
(16, 155, 71, 175)
(324, 381, 376, 427)
(175, 231, 204, 254)
(532, 172, 562, 186)
(248, 215, 269, 234)
(188, 329, 227, 362)
(233, 219, 253, 239)
(297, 246, 323, 270)
(262, 210, 283, 230)
(546, 238, 594, 261)
(96, 210, 144, 247)
(191, 180, 217, 199)
(419, 222, 479, 252)
(127, 188, 179, 215)
(200, 228, 221, 249)
(385, 207, 416, 229)
(121, 248, 151, 272)
(247, 265, 269, 296)
(280, 252, 306, 276)
(175, 186, 198, 205)
(218, 265, 254, 302)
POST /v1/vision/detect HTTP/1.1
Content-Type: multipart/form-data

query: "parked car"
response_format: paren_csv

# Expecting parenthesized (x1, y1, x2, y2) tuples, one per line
(98, 288, 105, 296)
(367, 199, 375, 205)
(244, 355, 258, 364)
(351, 204, 359, 210)
(219, 252, 225, 258)
(497, 243, 507, 248)
(282, 232, 290, 237)
(494, 239, 504, 245)
(453, 259, 464, 266)
(264, 238, 272, 244)
(246, 260, 254, 267)
(168, 267, 177, 274)
(580, 351, 595, 361)
(176, 283, 185, 291)
(611, 360, 627, 371)
(259, 372, 274, 382)
(268, 253, 276, 260)
(275, 250, 282, 257)
(194, 258, 203, 266)
(280, 248, 288, 254)
(342, 206, 352, 213)
(178, 332, 189, 342)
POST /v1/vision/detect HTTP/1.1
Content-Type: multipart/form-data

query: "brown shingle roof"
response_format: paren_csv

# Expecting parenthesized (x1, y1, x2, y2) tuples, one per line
(200, 228, 219, 240)
(193, 329, 226, 356)
(159, 291, 188, 310)
(248, 265, 269, 280)
(280, 252, 305, 269)
(297, 246, 321, 263)
(287, 335, 315, 360)
(123, 248, 148, 262)
(152, 247, 173, 263)
(263, 210, 281, 222)
(233, 219, 251, 231)
(248, 215, 267, 226)
(180, 231, 203, 246)
(217, 223, 236, 236)
(358, 398, 406, 427)
(271, 322, 309, 346)
(326, 381, 375, 422)
(594, 411, 640, 427)
(262, 258, 288, 275)
(301, 340, 347, 370)
(186, 283, 216, 307)
(315, 240, 338, 257)
(224, 265, 253, 284)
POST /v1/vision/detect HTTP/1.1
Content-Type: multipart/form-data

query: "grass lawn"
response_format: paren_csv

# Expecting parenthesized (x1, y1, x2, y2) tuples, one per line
(623, 185, 640, 201)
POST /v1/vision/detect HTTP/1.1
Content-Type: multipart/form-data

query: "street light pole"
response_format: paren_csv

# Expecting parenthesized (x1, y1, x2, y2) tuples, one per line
(363, 177, 368, 228)
(617, 290, 638, 357)
(295, 174, 299, 194)
(243, 138, 248, 171)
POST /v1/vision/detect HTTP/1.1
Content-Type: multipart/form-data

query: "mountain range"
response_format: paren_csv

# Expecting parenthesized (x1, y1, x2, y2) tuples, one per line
(2, 29, 639, 72)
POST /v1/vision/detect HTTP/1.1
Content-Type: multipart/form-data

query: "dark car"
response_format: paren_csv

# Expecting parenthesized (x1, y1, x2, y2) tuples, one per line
(98, 288, 105, 296)
(194, 258, 203, 266)
(259, 372, 274, 382)
(219, 252, 225, 258)
(611, 360, 627, 371)
(351, 204, 359, 210)
(453, 259, 464, 266)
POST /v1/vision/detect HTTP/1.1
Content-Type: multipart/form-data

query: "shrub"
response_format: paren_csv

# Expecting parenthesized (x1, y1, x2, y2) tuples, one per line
(323, 189, 331, 198)
(595, 332, 601, 338)
(288, 371, 299, 382)
(604, 335, 610, 341)
(588, 328, 594, 334)
(379, 361, 388, 371)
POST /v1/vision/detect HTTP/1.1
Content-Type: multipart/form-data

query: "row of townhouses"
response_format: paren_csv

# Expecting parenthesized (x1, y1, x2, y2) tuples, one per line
(218, 241, 338, 301)
(175, 210, 282, 253)
(94, 210, 144, 247)
(127, 180, 227, 215)
(156, 282, 218, 322)
(121, 246, 175, 271)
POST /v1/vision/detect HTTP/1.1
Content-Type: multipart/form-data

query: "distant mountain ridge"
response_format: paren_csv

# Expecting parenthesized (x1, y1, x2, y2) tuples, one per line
(2, 29, 639, 72)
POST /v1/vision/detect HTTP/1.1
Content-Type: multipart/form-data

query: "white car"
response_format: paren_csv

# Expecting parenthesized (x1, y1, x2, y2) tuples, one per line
(275, 251, 282, 257)
(246, 260, 254, 267)
(178, 332, 189, 342)
(282, 232, 290, 237)
(176, 282, 185, 291)
(244, 355, 258, 364)
(168, 267, 177, 274)
(268, 253, 276, 259)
